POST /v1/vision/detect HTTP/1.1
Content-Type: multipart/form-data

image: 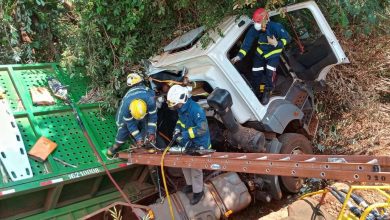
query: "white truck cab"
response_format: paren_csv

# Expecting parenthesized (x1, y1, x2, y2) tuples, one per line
(149, 1, 348, 137)
(147, 1, 349, 197)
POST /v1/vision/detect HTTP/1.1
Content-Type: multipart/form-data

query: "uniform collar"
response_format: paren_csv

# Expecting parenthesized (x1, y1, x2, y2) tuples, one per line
(178, 99, 191, 113)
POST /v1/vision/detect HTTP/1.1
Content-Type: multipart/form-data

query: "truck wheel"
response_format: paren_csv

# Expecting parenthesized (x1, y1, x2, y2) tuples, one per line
(278, 133, 313, 193)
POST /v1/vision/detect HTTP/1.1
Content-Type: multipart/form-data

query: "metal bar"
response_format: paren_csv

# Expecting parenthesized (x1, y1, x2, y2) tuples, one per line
(89, 176, 104, 197)
(118, 152, 390, 183)
(43, 185, 64, 211)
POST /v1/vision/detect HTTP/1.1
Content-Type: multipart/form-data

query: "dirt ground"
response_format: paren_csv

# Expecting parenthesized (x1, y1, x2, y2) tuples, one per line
(232, 34, 390, 219)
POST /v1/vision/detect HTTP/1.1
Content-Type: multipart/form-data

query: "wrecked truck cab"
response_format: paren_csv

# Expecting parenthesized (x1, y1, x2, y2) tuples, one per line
(149, 1, 349, 196)
(150, 1, 348, 137)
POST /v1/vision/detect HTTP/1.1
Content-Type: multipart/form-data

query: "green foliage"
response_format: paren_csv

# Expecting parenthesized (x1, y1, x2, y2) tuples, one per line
(319, 0, 389, 38)
(0, 0, 74, 63)
(62, 0, 242, 110)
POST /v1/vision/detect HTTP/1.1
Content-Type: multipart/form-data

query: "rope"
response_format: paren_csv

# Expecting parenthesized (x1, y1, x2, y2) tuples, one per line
(149, 78, 185, 85)
(159, 131, 171, 142)
(67, 100, 134, 205)
(285, 12, 305, 54)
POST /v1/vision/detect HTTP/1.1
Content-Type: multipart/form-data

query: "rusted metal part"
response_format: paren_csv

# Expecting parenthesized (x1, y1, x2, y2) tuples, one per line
(171, 193, 189, 220)
(306, 112, 319, 138)
(224, 127, 266, 153)
(291, 89, 307, 108)
(118, 152, 390, 183)
(205, 181, 229, 219)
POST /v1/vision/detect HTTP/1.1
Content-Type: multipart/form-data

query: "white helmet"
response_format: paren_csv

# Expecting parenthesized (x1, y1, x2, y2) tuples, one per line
(127, 73, 143, 87)
(167, 85, 189, 108)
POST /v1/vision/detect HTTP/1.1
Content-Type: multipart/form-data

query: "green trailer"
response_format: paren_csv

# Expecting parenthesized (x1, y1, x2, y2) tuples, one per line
(0, 63, 156, 220)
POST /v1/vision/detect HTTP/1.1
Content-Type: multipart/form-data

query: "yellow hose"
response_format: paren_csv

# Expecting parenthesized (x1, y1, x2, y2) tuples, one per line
(161, 146, 175, 220)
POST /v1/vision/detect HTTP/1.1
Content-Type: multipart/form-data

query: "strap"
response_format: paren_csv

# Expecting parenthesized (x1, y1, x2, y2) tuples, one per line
(171, 193, 189, 220)
(206, 181, 232, 219)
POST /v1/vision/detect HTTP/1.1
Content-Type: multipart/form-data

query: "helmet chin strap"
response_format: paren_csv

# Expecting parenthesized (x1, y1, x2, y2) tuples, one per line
(261, 18, 269, 31)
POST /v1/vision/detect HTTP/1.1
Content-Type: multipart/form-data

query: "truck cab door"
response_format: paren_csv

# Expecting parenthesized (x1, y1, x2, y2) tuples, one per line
(270, 1, 349, 82)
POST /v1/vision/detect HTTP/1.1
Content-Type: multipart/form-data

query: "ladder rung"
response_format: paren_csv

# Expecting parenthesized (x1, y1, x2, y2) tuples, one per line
(367, 159, 378, 164)
(256, 156, 268, 160)
(280, 157, 290, 161)
(305, 157, 317, 162)
(328, 158, 347, 163)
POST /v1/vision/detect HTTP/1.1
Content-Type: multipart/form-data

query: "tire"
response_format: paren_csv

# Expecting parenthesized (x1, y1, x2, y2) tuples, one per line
(278, 133, 313, 193)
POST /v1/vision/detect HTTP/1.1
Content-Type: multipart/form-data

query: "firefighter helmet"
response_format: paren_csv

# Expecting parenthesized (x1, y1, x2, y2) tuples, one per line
(167, 85, 189, 108)
(252, 8, 269, 23)
(129, 99, 147, 120)
(127, 73, 143, 87)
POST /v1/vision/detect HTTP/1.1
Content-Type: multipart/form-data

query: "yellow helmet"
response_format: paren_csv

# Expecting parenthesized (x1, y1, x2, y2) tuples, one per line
(129, 99, 147, 120)
(127, 73, 143, 87)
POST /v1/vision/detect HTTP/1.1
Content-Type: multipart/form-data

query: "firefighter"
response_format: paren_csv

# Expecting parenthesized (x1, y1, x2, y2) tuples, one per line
(107, 73, 157, 156)
(167, 85, 211, 205)
(232, 8, 291, 105)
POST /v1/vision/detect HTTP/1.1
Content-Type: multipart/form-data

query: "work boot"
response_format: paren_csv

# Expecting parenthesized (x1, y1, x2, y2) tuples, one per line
(257, 84, 264, 101)
(181, 185, 193, 194)
(257, 92, 263, 101)
(107, 143, 122, 157)
(190, 191, 204, 205)
(260, 90, 271, 105)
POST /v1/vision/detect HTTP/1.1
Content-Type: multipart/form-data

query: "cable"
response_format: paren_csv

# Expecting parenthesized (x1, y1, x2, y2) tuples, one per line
(161, 146, 175, 220)
(160, 135, 178, 220)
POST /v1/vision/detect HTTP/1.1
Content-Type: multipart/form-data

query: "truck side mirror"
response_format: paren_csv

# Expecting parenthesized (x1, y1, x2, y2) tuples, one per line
(207, 88, 233, 112)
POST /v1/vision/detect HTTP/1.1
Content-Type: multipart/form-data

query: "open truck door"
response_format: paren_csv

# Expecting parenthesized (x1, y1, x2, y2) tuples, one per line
(270, 1, 350, 82)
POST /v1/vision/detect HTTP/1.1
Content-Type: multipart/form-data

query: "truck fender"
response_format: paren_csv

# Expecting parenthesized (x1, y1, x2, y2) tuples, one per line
(261, 100, 304, 134)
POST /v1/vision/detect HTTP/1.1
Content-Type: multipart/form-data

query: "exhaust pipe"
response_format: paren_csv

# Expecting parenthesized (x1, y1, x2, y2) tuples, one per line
(207, 88, 266, 152)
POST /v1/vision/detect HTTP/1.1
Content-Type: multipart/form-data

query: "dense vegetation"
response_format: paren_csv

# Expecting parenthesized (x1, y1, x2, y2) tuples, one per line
(0, 0, 388, 111)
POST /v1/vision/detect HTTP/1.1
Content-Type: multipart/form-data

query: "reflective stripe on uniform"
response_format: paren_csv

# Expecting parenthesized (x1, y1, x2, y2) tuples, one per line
(258, 42, 268, 45)
(239, 49, 247, 56)
(252, 67, 264, 72)
(208, 144, 212, 149)
(259, 84, 265, 92)
(115, 140, 125, 144)
(188, 127, 195, 139)
(148, 122, 157, 127)
(131, 130, 140, 137)
(177, 120, 185, 128)
(256, 47, 264, 55)
(263, 49, 283, 58)
(123, 117, 133, 121)
(266, 65, 276, 71)
(281, 39, 287, 46)
(149, 108, 157, 114)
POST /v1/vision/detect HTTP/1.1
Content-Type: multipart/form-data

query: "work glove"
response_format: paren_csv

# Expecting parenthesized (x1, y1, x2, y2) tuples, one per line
(136, 140, 144, 148)
(173, 129, 181, 138)
(231, 56, 241, 64)
(156, 96, 165, 109)
(147, 134, 156, 144)
(267, 36, 278, 47)
(176, 135, 184, 145)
